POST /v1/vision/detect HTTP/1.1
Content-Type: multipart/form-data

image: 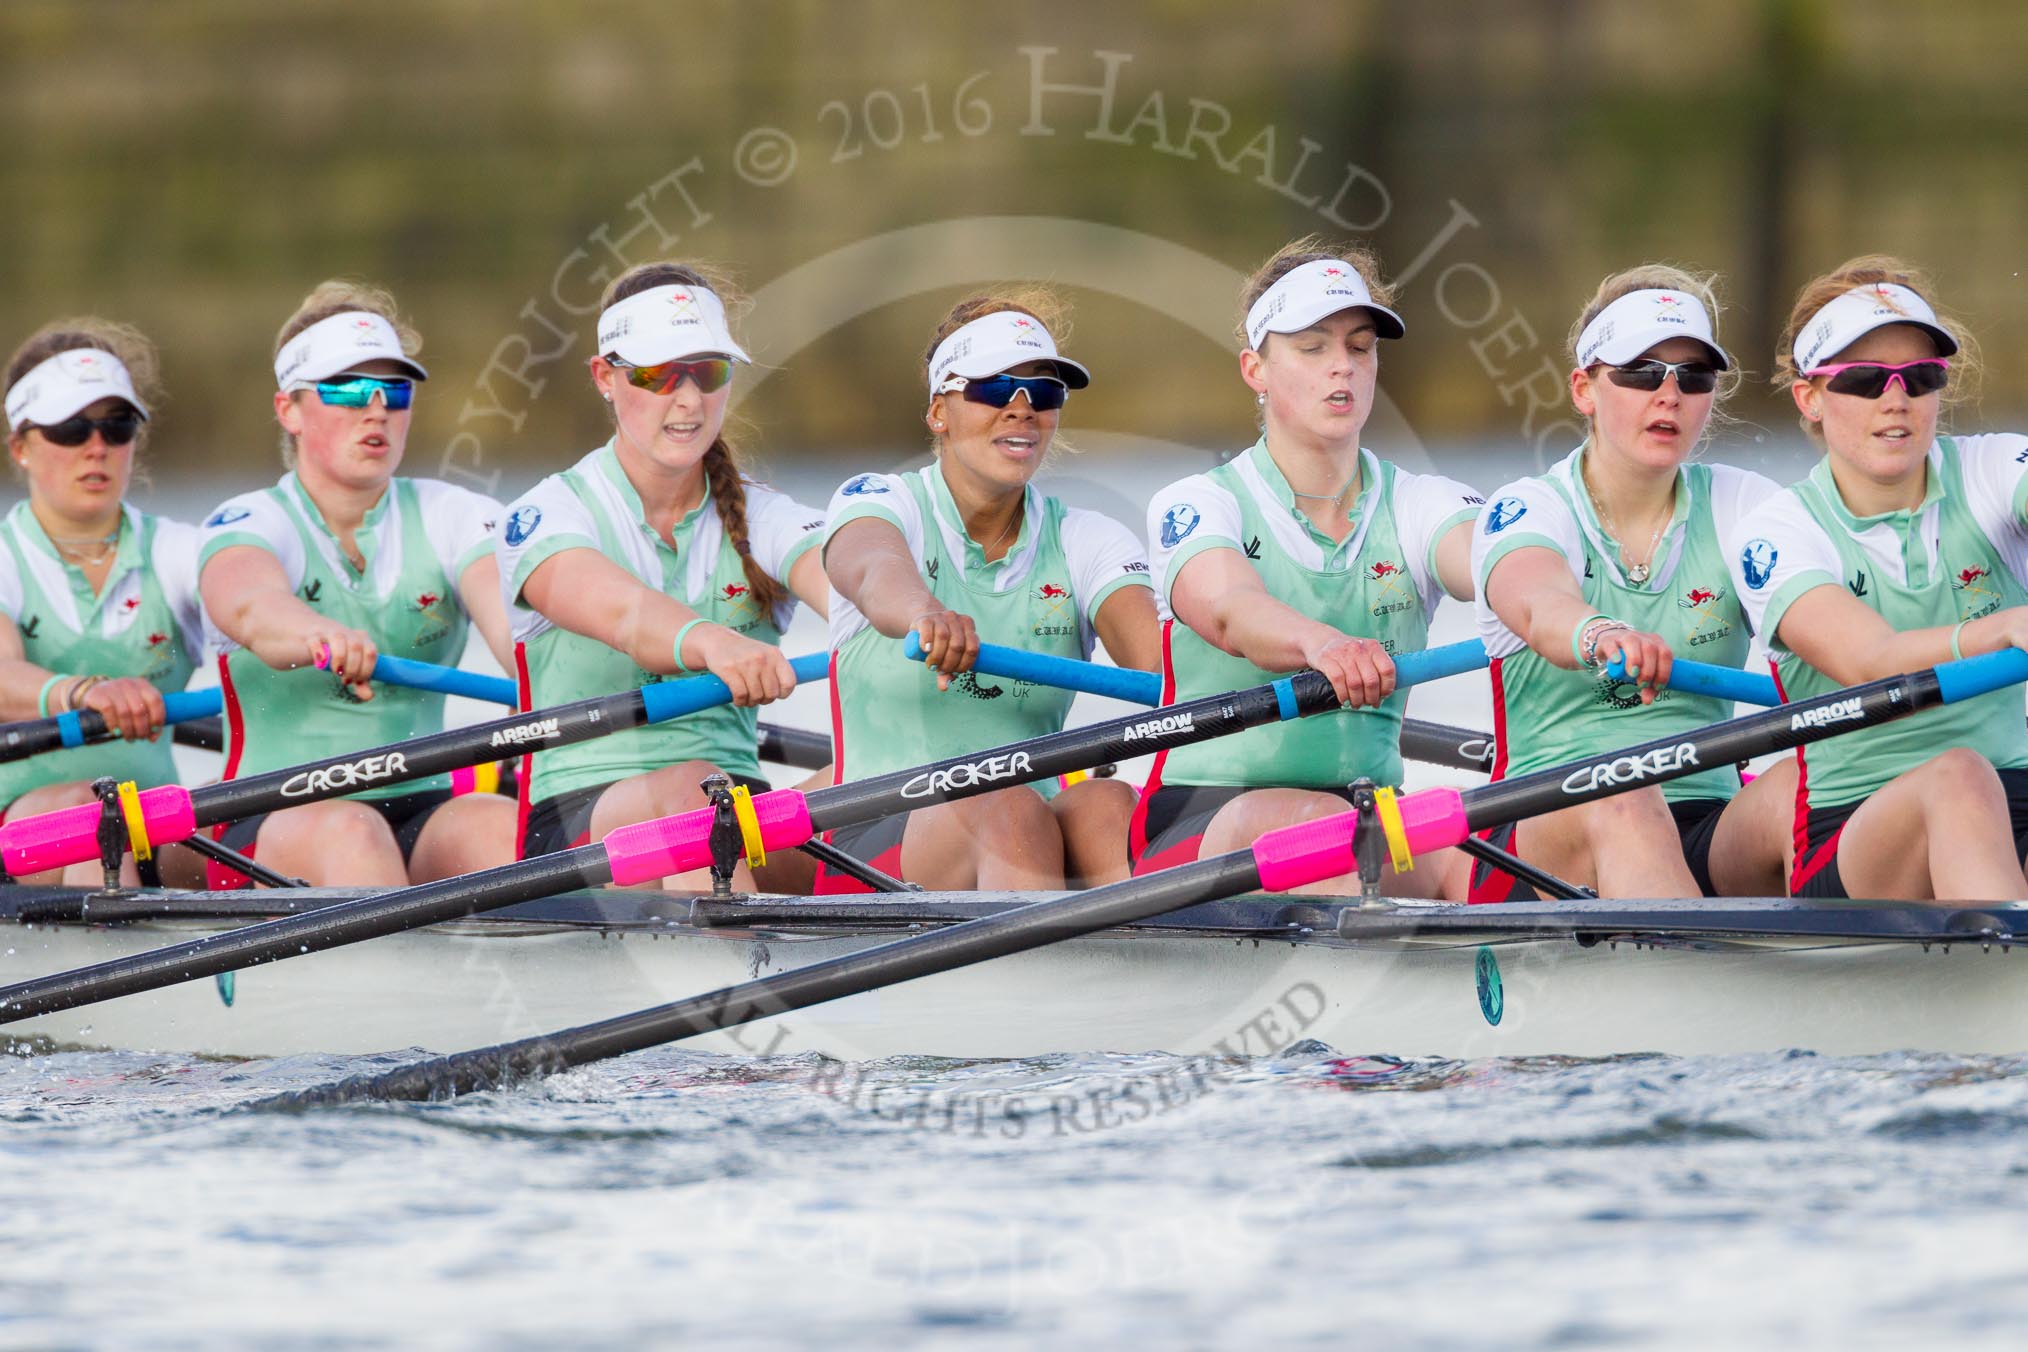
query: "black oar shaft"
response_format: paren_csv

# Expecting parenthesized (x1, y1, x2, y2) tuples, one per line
(1400, 719, 1493, 773)
(267, 851, 1266, 1107)
(756, 722, 830, 771)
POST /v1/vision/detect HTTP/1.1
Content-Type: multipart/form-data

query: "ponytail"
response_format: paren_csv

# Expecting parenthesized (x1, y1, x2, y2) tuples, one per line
(701, 438, 789, 616)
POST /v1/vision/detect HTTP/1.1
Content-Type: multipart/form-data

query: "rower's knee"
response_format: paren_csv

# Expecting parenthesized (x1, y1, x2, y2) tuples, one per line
(1919, 747, 2006, 811)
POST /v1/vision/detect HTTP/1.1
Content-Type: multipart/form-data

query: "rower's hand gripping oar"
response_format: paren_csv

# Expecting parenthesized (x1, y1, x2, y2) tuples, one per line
(0, 654, 519, 766)
(260, 647, 2028, 1107)
(0, 645, 1489, 1024)
(1601, 653, 1780, 706)
(0, 653, 830, 876)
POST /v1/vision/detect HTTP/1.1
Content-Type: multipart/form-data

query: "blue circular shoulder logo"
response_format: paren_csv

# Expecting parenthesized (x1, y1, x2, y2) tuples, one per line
(504, 504, 542, 547)
(1483, 497, 1527, 534)
(205, 506, 252, 529)
(1739, 538, 1778, 590)
(841, 474, 890, 497)
(1159, 503, 1200, 549)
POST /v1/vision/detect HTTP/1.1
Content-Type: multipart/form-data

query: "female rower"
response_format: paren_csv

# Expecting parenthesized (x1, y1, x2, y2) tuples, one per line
(1731, 256, 2028, 902)
(198, 281, 514, 888)
(1474, 267, 1792, 900)
(0, 321, 203, 886)
(1134, 240, 1479, 897)
(496, 262, 826, 893)
(822, 291, 1159, 892)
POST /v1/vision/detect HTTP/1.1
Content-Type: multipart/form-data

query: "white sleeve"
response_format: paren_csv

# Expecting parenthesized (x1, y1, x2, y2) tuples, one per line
(200, 490, 305, 588)
(1145, 473, 1244, 620)
(1706, 464, 1783, 543)
(1389, 468, 1484, 611)
(1951, 435, 2028, 585)
(0, 544, 21, 622)
(1725, 491, 1843, 647)
(495, 475, 601, 614)
(1059, 506, 1154, 624)
(1470, 477, 1584, 660)
(414, 480, 505, 579)
(742, 481, 828, 581)
(149, 518, 208, 668)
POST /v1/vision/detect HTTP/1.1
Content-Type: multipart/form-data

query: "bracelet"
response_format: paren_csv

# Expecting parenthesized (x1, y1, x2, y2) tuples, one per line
(1582, 620, 1634, 670)
(1951, 619, 1968, 662)
(671, 617, 710, 675)
(36, 673, 67, 718)
(65, 675, 104, 713)
(1570, 613, 1610, 668)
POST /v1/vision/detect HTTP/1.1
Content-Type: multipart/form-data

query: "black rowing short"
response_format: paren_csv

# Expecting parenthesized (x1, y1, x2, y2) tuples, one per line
(207, 790, 455, 890)
(520, 773, 773, 860)
(1129, 783, 1362, 876)
(1467, 796, 1730, 902)
(1792, 766, 2028, 899)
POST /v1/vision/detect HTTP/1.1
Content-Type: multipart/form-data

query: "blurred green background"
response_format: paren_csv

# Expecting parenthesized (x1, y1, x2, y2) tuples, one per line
(3, 0, 2025, 498)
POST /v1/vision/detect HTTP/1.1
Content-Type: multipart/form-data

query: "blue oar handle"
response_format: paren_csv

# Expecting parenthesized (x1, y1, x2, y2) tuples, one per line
(52, 687, 227, 749)
(905, 633, 1162, 704)
(639, 651, 832, 723)
(902, 634, 1489, 709)
(1602, 653, 1781, 707)
(1933, 647, 2028, 704)
(367, 655, 517, 706)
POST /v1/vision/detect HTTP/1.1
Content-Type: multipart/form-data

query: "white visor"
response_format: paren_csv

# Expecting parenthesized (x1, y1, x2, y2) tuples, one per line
(274, 311, 428, 389)
(1244, 259, 1406, 352)
(597, 285, 751, 366)
(1792, 282, 1959, 375)
(1574, 289, 1731, 371)
(5, 349, 149, 432)
(927, 311, 1090, 393)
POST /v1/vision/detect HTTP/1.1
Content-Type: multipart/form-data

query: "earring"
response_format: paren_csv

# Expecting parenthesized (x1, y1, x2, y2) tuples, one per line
(930, 420, 943, 430)
(603, 394, 612, 402)
(1257, 393, 1266, 406)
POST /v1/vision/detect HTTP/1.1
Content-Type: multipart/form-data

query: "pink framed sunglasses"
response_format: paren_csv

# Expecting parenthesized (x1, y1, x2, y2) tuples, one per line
(1805, 357, 1950, 399)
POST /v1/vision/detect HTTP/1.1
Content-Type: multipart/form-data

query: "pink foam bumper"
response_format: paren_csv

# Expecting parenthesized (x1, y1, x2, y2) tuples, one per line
(1, 785, 197, 876)
(1251, 787, 1467, 892)
(603, 789, 814, 886)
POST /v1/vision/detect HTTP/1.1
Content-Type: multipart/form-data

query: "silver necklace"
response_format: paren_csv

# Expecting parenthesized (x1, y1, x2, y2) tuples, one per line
(1584, 476, 1668, 585)
(46, 526, 120, 568)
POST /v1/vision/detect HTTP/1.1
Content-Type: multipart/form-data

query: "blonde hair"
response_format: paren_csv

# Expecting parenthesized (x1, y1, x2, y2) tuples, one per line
(1773, 254, 1981, 442)
(272, 279, 421, 466)
(598, 261, 785, 617)
(1567, 264, 1742, 445)
(1236, 235, 1396, 349)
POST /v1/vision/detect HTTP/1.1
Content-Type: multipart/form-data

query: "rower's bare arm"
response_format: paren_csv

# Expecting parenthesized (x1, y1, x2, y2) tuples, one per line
(786, 548, 829, 621)
(455, 554, 515, 673)
(1170, 549, 1390, 705)
(519, 546, 700, 673)
(200, 544, 375, 696)
(0, 614, 46, 720)
(1433, 520, 1477, 602)
(824, 518, 941, 639)
(1091, 585, 1161, 673)
(1777, 585, 2028, 685)
(1486, 543, 1671, 698)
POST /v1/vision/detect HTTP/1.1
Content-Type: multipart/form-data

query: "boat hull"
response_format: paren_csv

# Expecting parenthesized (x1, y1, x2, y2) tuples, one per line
(2, 890, 2023, 1061)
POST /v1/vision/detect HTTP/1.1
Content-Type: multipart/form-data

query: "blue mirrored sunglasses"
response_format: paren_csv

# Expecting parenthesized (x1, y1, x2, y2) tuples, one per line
(938, 374, 1069, 411)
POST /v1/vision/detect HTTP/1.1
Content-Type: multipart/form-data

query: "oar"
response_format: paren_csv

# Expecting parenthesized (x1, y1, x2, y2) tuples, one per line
(263, 645, 2028, 1106)
(757, 722, 830, 772)
(0, 653, 831, 876)
(905, 634, 1496, 772)
(0, 656, 517, 766)
(1602, 653, 1780, 706)
(261, 647, 2028, 1107)
(0, 643, 1488, 1023)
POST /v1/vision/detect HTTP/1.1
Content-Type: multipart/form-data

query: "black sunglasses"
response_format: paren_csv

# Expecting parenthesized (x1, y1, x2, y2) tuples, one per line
(34, 413, 143, 447)
(1600, 359, 1719, 396)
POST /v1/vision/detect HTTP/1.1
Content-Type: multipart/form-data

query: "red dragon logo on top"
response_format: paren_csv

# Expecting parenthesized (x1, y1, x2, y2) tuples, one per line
(723, 582, 749, 600)
(122, 597, 140, 611)
(1685, 587, 1716, 606)
(1958, 566, 1990, 588)
(147, 631, 167, 647)
(1366, 560, 1401, 581)
(416, 592, 439, 610)
(1037, 583, 1068, 600)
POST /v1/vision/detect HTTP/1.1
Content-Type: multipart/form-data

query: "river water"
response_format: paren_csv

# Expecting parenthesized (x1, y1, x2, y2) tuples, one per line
(10, 442, 2024, 1347)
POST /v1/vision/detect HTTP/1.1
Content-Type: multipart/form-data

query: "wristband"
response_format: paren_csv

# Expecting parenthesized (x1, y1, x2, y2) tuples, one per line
(1951, 619, 1968, 662)
(1582, 620, 1633, 671)
(36, 674, 67, 719)
(671, 618, 710, 675)
(1570, 613, 1610, 668)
